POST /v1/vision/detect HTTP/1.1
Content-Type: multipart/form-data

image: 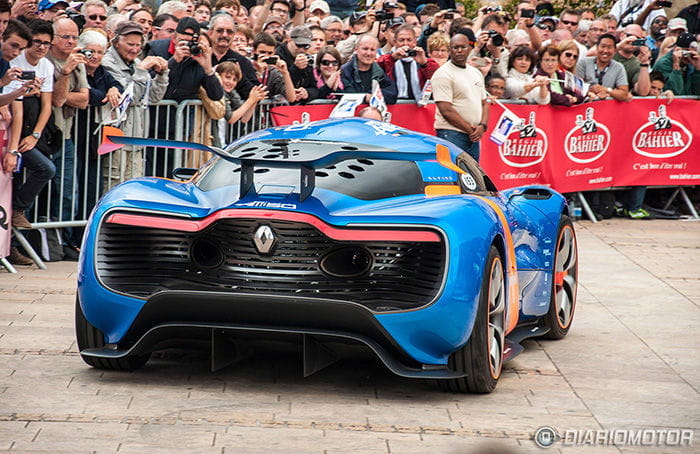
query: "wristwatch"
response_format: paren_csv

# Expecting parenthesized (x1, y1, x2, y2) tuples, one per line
(8, 149, 20, 157)
(31, 132, 41, 139)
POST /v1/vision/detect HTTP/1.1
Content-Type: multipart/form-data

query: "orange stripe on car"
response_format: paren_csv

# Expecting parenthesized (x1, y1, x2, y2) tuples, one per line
(473, 196, 520, 334)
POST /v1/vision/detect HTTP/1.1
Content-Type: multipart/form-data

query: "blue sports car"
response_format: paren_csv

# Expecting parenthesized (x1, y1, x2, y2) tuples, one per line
(76, 118, 578, 393)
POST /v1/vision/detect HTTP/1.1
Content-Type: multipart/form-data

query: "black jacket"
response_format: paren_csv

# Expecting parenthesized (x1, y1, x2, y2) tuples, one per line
(87, 65, 123, 106)
(275, 44, 319, 102)
(145, 39, 223, 102)
(340, 55, 397, 104)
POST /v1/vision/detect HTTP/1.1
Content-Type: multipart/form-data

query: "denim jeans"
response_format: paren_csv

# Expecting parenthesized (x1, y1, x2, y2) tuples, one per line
(435, 129, 481, 162)
(12, 147, 56, 212)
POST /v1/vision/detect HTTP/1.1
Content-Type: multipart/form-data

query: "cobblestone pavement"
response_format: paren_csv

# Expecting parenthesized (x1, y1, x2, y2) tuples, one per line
(1, 219, 698, 453)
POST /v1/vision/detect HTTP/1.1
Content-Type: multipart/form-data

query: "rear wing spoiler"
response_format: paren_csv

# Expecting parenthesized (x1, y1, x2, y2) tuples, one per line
(106, 134, 463, 201)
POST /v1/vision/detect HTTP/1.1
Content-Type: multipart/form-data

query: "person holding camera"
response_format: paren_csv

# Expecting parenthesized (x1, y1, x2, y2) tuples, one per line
(146, 17, 221, 103)
(46, 16, 89, 254)
(577, 33, 631, 102)
(275, 25, 319, 103)
(6, 20, 56, 231)
(376, 24, 439, 101)
(102, 21, 169, 186)
(251, 32, 295, 102)
(613, 24, 652, 96)
(611, 0, 667, 32)
(471, 14, 509, 78)
(652, 32, 700, 95)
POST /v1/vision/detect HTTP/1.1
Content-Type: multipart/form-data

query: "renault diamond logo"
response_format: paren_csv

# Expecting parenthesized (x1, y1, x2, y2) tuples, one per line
(253, 225, 276, 254)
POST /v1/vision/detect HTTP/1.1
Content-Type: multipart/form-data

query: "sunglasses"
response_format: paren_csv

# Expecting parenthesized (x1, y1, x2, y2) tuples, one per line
(88, 14, 107, 21)
(563, 52, 578, 58)
(214, 28, 235, 34)
(295, 43, 311, 49)
(537, 23, 554, 32)
(320, 59, 338, 66)
(561, 20, 578, 26)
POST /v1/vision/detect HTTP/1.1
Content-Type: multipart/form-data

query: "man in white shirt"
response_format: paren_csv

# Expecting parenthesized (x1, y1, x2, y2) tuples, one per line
(7, 19, 56, 230)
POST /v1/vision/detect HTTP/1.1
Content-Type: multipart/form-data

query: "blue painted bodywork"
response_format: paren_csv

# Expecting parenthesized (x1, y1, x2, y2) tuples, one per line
(78, 118, 568, 368)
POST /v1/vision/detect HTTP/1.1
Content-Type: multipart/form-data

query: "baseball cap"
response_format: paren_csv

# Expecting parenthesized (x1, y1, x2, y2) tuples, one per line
(309, 0, 330, 14)
(176, 17, 201, 34)
(537, 16, 558, 26)
(263, 15, 285, 30)
(114, 21, 145, 37)
(385, 16, 405, 29)
(38, 0, 69, 11)
(290, 25, 312, 46)
(668, 17, 687, 31)
(349, 11, 367, 27)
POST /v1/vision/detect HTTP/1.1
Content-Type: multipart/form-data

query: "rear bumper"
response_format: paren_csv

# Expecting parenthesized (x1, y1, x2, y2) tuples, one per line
(80, 290, 464, 379)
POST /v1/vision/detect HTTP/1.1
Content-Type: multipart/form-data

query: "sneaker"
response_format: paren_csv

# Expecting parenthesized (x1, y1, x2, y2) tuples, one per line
(7, 247, 33, 266)
(628, 208, 652, 219)
(614, 206, 627, 217)
(11, 212, 32, 229)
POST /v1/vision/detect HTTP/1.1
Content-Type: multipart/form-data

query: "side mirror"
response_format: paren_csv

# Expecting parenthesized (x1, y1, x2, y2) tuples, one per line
(171, 167, 197, 181)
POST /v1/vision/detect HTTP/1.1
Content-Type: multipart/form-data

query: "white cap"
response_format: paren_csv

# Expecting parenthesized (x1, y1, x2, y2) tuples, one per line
(309, 0, 330, 14)
(668, 17, 687, 31)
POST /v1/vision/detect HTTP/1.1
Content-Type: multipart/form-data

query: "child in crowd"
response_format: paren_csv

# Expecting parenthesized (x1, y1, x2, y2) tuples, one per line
(485, 75, 506, 99)
(214, 61, 268, 147)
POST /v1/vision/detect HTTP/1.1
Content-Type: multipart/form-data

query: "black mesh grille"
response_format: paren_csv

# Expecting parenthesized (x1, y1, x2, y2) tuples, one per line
(96, 215, 446, 311)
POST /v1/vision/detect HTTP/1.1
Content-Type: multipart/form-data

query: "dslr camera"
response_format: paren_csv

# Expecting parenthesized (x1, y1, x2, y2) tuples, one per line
(188, 33, 202, 56)
(375, 9, 394, 21)
(487, 30, 504, 47)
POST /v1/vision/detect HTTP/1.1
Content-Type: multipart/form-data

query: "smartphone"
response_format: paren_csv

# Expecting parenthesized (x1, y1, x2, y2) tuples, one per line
(263, 56, 278, 65)
(657, 0, 672, 7)
(444, 12, 454, 19)
(19, 70, 35, 80)
(521, 9, 535, 18)
(632, 38, 645, 46)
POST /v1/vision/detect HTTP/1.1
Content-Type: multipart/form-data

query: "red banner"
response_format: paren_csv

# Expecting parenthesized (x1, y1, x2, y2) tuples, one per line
(270, 99, 699, 192)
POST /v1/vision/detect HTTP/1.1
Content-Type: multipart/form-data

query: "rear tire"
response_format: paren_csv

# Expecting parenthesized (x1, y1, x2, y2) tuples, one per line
(75, 296, 150, 371)
(439, 246, 505, 393)
(543, 216, 578, 339)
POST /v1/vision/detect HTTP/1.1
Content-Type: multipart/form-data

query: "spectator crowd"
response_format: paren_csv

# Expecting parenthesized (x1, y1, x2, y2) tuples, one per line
(1, 0, 699, 265)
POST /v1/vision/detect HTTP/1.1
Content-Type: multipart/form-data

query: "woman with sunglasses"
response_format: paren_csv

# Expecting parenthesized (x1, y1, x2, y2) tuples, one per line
(313, 46, 343, 99)
(557, 40, 580, 73)
(534, 45, 584, 106)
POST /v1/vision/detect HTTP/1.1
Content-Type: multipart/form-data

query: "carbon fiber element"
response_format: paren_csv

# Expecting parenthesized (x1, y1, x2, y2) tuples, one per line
(97, 216, 446, 311)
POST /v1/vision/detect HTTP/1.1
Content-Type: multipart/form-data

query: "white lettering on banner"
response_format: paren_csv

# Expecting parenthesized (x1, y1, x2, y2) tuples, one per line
(501, 140, 545, 157)
(565, 167, 603, 176)
(500, 172, 542, 180)
(569, 135, 606, 154)
(636, 131, 686, 149)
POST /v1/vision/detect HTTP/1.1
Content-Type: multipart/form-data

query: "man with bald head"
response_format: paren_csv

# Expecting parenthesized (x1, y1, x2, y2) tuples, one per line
(432, 31, 489, 162)
(340, 34, 397, 104)
(48, 16, 89, 254)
